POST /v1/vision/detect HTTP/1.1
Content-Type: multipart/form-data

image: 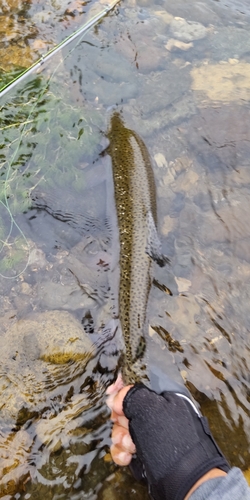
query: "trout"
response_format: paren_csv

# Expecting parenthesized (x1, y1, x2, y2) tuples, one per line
(107, 113, 166, 384)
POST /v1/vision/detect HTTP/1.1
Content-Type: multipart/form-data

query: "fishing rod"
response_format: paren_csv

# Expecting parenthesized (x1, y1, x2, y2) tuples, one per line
(0, 0, 120, 98)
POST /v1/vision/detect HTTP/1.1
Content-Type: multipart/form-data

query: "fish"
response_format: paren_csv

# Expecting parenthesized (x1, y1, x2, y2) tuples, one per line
(107, 112, 167, 384)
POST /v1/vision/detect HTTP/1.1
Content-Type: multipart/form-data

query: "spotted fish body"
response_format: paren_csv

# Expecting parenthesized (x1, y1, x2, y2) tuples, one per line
(107, 113, 164, 384)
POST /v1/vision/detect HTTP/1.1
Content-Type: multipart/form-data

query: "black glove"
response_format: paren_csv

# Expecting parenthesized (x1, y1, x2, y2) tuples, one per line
(123, 384, 230, 500)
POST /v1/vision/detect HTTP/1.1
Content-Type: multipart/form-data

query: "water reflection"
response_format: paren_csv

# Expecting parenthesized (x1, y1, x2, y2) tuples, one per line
(0, 0, 250, 497)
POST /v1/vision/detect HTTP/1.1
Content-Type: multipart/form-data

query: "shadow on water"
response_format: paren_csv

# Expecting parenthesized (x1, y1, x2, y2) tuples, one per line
(1, 0, 250, 497)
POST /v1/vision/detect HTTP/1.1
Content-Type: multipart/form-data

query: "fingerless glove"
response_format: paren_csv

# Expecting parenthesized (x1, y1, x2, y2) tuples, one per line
(123, 384, 230, 500)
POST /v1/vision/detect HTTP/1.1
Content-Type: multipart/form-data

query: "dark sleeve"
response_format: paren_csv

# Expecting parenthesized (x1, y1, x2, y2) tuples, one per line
(190, 467, 250, 500)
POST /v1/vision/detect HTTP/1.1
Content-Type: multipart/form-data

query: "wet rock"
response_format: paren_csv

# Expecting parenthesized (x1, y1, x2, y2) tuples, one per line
(154, 9, 174, 25)
(158, 168, 176, 191)
(99, 469, 148, 500)
(214, 0, 250, 16)
(28, 247, 47, 269)
(20, 282, 32, 295)
(95, 77, 138, 105)
(133, 66, 191, 116)
(115, 35, 165, 73)
(32, 10, 53, 24)
(188, 381, 250, 469)
(31, 38, 48, 50)
(152, 293, 201, 348)
(165, 38, 193, 51)
(0, 21, 36, 71)
(191, 62, 250, 102)
(134, 40, 164, 73)
(88, 50, 135, 84)
(171, 156, 193, 176)
(37, 235, 111, 312)
(135, 0, 152, 5)
(163, 0, 220, 25)
(209, 27, 250, 62)
(171, 168, 199, 194)
(72, 35, 138, 101)
(38, 280, 97, 311)
(169, 192, 186, 218)
(196, 209, 250, 264)
(0, 308, 17, 336)
(0, 309, 115, 497)
(188, 104, 250, 172)
(128, 93, 196, 137)
(154, 153, 168, 169)
(12, 293, 33, 317)
(175, 276, 192, 293)
(0, 310, 94, 424)
(170, 17, 207, 42)
(63, 50, 138, 106)
(193, 192, 211, 212)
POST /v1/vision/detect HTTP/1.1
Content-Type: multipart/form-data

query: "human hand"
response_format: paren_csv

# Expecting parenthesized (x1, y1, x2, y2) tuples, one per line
(107, 377, 230, 500)
(106, 374, 135, 466)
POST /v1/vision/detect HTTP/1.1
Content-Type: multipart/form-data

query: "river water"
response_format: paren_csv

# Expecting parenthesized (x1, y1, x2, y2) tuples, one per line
(0, 0, 250, 497)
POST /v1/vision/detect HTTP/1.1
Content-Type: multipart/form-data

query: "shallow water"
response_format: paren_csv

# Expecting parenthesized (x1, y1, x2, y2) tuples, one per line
(1, 0, 250, 497)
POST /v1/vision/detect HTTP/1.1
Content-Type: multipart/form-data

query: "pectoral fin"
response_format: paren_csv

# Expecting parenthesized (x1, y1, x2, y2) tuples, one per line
(146, 211, 170, 267)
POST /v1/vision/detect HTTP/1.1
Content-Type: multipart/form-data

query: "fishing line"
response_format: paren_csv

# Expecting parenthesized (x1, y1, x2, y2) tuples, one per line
(0, 0, 120, 98)
(0, 0, 120, 279)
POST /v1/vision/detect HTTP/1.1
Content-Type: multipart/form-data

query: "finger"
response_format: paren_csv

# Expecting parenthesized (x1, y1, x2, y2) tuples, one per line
(110, 408, 130, 428)
(116, 414, 130, 429)
(106, 373, 124, 396)
(110, 443, 132, 466)
(112, 424, 136, 454)
(108, 385, 133, 415)
(110, 409, 118, 422)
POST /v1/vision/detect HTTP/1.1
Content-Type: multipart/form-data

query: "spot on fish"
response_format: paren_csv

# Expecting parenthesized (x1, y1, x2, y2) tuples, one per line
(134, 335, 146, 363)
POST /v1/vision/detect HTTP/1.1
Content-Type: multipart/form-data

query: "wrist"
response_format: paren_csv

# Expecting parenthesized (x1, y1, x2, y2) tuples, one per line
(184, 468, 228, 500)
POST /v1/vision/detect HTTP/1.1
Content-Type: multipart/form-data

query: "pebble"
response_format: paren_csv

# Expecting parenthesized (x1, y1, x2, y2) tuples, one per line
(175, 276, 192, 293)
(165, 38, 193, 51)
(170, 17, 207, 42)
(28, 248, 47, 269)
(154, 152, 168, 168)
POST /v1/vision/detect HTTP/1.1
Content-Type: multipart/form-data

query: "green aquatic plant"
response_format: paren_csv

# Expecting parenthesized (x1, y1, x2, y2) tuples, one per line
(0, 71, 104, 278)
(0, 235, 29, 277)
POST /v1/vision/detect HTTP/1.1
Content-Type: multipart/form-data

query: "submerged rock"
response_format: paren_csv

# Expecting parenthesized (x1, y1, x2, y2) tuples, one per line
(0, 310, 117, 497)
(170, 17, 207, 42)
(191, 62, 250, 102)
(133, 66, 191, 116)
(0, 310, 94, 427)
(99, 468, 148, 500)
